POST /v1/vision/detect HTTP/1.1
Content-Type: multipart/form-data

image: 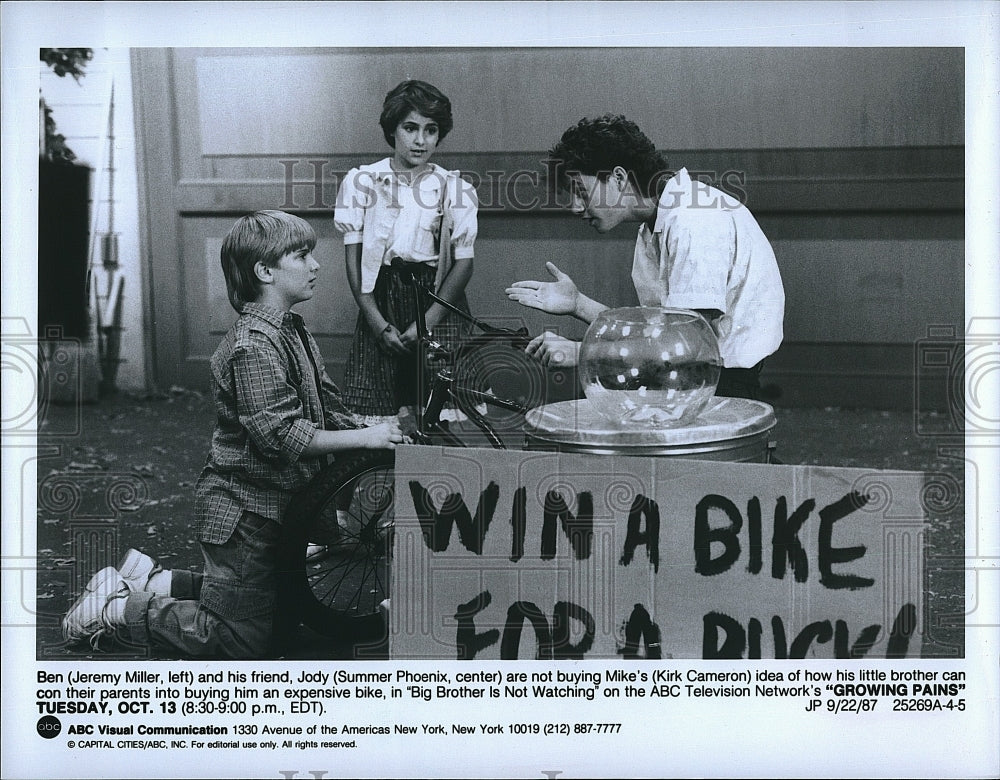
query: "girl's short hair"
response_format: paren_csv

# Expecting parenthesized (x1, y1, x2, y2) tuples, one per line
(379, 80, 454, 147)
(220, 210, 317, 312)
(547, 115, 670, 198)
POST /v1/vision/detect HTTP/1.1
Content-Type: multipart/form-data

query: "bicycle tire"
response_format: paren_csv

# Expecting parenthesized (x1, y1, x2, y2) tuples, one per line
(276, 450, 396, 640)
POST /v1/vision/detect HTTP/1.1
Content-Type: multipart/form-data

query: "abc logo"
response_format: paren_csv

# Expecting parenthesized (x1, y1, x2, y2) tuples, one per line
(37, 716, 62, 739)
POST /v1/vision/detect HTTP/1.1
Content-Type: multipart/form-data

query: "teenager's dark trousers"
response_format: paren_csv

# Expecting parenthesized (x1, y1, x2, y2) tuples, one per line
(716, 362, 764, 401)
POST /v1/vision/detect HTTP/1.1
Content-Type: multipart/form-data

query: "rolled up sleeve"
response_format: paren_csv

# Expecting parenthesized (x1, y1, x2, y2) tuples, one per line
(334, 167, 373, 245)
(661, 212, 733, 313)
(232, 340, 317, 463)
(448, 175, 478, 260)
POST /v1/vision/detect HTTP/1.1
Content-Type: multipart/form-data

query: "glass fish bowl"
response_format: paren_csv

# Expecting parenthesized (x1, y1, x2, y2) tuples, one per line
(578, 307, 722, 427)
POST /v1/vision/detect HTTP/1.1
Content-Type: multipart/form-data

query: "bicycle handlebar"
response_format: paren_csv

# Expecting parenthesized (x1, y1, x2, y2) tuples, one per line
(392, 260, 535, 444)
(393, 259, 532, 352)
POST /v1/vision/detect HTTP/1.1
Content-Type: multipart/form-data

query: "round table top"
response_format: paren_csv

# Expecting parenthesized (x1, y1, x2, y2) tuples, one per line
(524, 397, 776, 448)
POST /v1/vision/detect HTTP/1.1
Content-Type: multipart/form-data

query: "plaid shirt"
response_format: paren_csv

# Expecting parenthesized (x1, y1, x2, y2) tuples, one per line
(195, 303, 359, 544)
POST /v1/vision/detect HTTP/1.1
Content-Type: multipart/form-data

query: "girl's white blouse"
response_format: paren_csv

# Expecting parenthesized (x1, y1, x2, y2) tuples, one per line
(334, 158, 478, 293)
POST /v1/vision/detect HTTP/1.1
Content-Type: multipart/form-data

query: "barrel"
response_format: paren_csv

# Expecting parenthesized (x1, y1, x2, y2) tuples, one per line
(524, 397, 776, 462)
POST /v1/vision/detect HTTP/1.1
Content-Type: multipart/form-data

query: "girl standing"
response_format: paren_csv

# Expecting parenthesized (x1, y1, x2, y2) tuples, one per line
(335, 80, 478, 423)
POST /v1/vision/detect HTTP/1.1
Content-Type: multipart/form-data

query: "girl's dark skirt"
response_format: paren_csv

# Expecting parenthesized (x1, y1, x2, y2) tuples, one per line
(342, 262, 471, 416)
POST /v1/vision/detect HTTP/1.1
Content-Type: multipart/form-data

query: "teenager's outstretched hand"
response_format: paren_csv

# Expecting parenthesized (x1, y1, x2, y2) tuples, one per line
(524, 331, 580, 368)
(506, 262, 579, 315)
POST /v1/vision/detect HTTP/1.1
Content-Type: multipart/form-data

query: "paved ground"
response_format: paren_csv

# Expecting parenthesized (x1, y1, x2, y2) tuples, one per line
(35, 389, 965, 660)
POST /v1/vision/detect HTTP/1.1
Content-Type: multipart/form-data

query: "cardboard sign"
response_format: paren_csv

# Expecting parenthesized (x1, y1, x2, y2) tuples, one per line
(389, 445, 926, 660)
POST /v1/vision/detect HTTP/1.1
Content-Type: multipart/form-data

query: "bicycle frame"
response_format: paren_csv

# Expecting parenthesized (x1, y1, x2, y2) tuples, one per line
(396, 262, 531, 450)
(277, 269, 537, 642)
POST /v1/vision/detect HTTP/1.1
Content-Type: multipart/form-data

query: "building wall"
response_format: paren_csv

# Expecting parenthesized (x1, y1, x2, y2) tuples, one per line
(40, 48, 147, 393)
(132, 47, 963, 409)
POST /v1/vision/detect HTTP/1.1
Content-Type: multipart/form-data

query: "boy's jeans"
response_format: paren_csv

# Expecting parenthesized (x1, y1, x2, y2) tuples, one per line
(120, 511, 280, 658)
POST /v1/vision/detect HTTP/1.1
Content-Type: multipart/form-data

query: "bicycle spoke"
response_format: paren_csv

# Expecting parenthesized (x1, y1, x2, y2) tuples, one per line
(309, 560, 385, 613)
(299, 463, 394, 617)
(308, 549, 387, 609)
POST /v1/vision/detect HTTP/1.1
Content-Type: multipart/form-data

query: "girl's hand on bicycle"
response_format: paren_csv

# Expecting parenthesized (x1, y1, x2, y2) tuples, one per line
(377, 323, 409, 355)
(398, 321, 420, 349)
(363, 420, 409, 449)
(525, 331, 580, 367)
(505, 262, 580, 315)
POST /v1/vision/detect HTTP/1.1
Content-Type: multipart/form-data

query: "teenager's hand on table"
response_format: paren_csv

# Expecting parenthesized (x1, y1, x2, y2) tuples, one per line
(363, 420, 409, 449)
(377, 323, 409, 354)
(524, 331, 580, 368)
(505, 262, 580, 315)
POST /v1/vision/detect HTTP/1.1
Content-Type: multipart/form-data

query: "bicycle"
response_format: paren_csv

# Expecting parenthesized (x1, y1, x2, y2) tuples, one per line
(275, 265, 538, 645)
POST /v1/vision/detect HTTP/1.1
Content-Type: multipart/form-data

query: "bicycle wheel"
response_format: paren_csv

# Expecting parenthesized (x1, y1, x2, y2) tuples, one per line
(276, 450, 396, 639)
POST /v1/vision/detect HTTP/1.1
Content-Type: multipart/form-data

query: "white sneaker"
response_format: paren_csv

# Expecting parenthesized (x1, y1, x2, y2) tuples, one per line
(61, 567, 129, 649)
(117, 548, 167, 594)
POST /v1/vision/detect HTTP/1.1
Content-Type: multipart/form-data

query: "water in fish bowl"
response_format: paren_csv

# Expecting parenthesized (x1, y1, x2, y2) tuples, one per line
(579, 307, 722, 427)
